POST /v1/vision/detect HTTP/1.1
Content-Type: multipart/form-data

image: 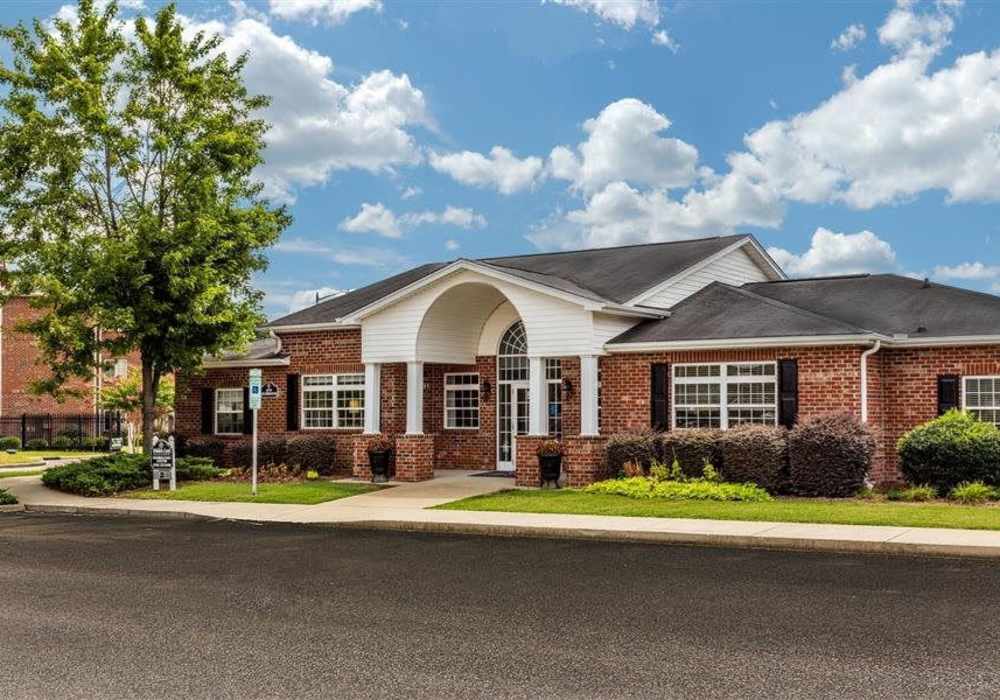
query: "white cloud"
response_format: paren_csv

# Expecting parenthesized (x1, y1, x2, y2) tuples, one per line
(549, 98, 700, 194)
(277, 286, 346, 314)
(400, 185, 422, 200)
(831, 23, 866, 51)
(933, 261, 1000, 279)
(547, 0, 659, 30)
(445, 239, 460, 251)
(268, 0, 381, 26)
(341, 202, 402, 238)
(651, 29, 679, 52)
(429, 146, 545, 195)
(767, 228, 897, 277)
(178, 16, 432, 203)
(271, 236, 409, 268)
(341, 203, 487, 237)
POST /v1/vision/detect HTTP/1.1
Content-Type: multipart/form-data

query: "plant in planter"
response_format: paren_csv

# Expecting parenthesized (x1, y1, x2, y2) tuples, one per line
(367, 435, 394, 484)
(536, 440, 564, 488)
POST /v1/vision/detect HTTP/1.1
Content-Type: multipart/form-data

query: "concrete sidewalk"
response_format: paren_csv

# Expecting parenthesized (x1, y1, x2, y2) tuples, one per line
(5, 470, 1000, 558)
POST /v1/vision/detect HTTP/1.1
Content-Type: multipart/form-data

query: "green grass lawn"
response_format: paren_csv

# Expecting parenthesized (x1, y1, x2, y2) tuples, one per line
(124, 480, 381, 505)
(0, 450, 107, 466)
(436, 489, 1000, 531)
(0, 469, 45, 479)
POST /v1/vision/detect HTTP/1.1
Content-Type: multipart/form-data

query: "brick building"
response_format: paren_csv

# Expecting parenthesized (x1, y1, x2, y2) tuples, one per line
(174, 234, 1000, 486)
(1, 296, 138, 434)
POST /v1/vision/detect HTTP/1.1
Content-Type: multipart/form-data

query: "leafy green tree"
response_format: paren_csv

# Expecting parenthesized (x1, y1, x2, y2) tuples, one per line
(0, 1, 289, 453)
(100, 368, 174, 417)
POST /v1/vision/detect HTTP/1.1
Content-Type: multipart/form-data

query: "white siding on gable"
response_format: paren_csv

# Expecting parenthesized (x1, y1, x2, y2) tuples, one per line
(637, 245, 771, 310)
(361, 269, 595, 363)
(590, 312, 639, 355)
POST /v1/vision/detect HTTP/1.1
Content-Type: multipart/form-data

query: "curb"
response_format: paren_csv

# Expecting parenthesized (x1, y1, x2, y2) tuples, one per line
(0, 462, 45, 470)
(14, 503, 1000, 559)
(0, 504, 25, 513)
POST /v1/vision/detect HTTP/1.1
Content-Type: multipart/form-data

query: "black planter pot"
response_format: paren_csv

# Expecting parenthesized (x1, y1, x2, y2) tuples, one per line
(368, 450, 391, 483)
(538, 454, 562, 488)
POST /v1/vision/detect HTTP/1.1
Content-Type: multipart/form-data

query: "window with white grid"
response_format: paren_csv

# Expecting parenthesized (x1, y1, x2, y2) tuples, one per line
(215, 388, 244, 435)
(672, 362, 777, 429)
(302, 374, 365, 429)
(445, 373, 480, 429)
(964, 377, 1000, 427)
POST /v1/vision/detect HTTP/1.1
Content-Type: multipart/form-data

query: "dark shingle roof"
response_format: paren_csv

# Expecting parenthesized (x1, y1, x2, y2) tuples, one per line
(611, 274, 1000, 344)
(266, 234, 754, 328)
(265, 262, 449, 328)
(610, 282, 865, 344)
(744, 274, 1000, 338)
(482, 234, 748, 304)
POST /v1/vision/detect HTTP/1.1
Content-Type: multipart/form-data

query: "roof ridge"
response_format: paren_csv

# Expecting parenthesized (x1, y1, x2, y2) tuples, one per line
(699, 282, 874, 334)
(473, 258, 609, 303)
(746, 273, 872, 285)
(478, 233, 745, 263)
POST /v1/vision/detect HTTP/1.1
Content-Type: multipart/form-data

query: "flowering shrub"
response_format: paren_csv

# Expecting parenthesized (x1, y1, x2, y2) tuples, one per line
(536, 440, 563, 457)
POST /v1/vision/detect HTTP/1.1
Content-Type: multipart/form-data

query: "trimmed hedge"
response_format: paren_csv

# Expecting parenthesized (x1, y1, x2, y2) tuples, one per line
(605, 431, 658, 475)
(51, 436, 75, 450)
(231, 438, 289, 470)
(25, 438, 48, 450)
(43, 453, 222, 497)
(897, 411, 1000, 491)
(659, 430, 724, 478)
(0, 487, 16, 505)
(287, 435, 338, 475)
(180, 437, 226, 465)
(719, 425, 789, 493)
(0, 436, 21, 450)
(788, 413, 875, 497)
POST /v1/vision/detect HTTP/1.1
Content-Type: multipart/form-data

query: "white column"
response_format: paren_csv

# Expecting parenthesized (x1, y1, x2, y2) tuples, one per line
(363, 363, 381, 434)
(528, 356, 547, 436)
(580, 355, 599, 436)
(406, 361, 424, 435)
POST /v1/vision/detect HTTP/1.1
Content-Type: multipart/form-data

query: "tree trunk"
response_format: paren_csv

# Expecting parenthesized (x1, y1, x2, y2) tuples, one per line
(140, 357, 158, 455)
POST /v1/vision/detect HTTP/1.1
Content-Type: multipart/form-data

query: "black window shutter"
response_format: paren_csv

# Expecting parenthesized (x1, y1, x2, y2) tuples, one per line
(200, 388, 214, 435)
(242, 387, 252, 434)
(650, 363, 670, 431)
(778, 359, 799, 429)
(937, 375, 960, 415)
(286, 373, 301, 431)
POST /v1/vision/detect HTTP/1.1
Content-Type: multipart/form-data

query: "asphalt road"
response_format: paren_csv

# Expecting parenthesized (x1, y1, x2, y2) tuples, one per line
(1, 514, 999, 699)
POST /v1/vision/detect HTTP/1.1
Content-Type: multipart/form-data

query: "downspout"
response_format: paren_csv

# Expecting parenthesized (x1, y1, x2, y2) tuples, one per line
(860, 340, 881, 424)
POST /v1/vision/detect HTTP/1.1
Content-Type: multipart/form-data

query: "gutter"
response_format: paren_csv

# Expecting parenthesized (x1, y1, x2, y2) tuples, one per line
(860, 339, 881, 424)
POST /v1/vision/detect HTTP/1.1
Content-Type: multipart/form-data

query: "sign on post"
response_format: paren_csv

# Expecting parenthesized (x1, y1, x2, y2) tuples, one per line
(249, 368, 262, 497)
(151, 436, 176, 492)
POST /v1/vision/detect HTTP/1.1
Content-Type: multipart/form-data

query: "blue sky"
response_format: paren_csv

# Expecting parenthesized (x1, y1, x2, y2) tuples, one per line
(6, 0, 1000, 317)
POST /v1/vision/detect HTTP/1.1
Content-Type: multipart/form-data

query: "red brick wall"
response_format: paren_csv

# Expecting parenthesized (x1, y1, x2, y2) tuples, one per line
(174, 328, 367, 473)
(423, 357, 496, 469)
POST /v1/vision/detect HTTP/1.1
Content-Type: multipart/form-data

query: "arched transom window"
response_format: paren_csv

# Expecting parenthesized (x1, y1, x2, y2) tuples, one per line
(498, 321, 528, 381)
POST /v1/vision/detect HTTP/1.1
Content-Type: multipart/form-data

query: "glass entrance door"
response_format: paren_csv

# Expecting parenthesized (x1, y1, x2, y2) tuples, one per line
(497, 382, 529, 471)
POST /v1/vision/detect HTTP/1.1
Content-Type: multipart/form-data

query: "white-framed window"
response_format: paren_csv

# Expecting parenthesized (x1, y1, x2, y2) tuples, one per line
(672, 362, 777, 429)
(444, 373, 480, 429)
(102, 357, 129, 381)
(546, 358, 562, 437)
(963, 376, 1000, 426)
(215, 388, 245, 435)
(302, 374, 365, 429)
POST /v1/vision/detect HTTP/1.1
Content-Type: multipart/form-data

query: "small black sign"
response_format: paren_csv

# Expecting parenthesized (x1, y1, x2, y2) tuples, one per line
(262, 382, 279, 398)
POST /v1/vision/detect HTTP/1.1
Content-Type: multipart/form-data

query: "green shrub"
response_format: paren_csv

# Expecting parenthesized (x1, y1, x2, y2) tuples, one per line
(719, 425, 789, 493)
(305, 469, 319, 481)
(43, 453, 222, 496)
(584, 476, 772, 502)
(286, 435, 339, 474)
(180, 437, 227, 464)
(50, 436, 75, 450)
(605, 431, 658, 475)
(886, 485, 937, 502)
(231, 438, 289, 470)
(0, 487, 16, 505)
(0, 436, 21, 450)
(788, 413, 875, 497)
(897, 411, 1000, 492)
(948, 481, 996, 505)
(25, 438, 48, 450)
(81, 436, 109, 450)
(659, 429, 724, 478)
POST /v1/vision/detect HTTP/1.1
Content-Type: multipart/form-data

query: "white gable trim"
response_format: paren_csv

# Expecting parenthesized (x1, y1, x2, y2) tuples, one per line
(344, 259, 661, 323)
(626, 237, 787, 308)
(605, 333, 886, 353)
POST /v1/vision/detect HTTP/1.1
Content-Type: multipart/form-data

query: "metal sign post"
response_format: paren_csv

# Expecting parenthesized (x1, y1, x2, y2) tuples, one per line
(249, 368, 262, 497)
(151, 436, 176, 491)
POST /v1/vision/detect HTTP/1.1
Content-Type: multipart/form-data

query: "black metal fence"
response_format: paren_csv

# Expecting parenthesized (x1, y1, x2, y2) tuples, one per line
(0, 413, 123, 447)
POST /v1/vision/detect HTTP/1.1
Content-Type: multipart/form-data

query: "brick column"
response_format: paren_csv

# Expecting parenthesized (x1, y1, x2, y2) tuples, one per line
(562, 436, 609, 487)
(514, 435, 546, 487)
(351, 434, 396, 480)
(394, 434, 436, 482)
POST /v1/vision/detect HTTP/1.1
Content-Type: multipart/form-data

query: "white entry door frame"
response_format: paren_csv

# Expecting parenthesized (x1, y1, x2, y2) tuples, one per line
(496, 381, 529, 471)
